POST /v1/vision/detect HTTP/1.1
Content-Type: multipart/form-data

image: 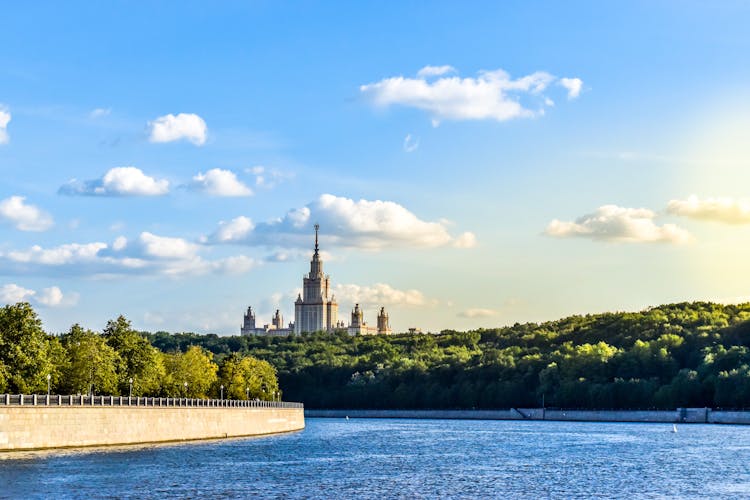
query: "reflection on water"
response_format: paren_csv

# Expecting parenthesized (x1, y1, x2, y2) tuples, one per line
(2, 419, 749, 498)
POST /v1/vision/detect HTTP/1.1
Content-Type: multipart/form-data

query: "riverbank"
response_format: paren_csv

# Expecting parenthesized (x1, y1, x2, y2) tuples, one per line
(306, 408, 750, 424)
(0, 395, 305, 451)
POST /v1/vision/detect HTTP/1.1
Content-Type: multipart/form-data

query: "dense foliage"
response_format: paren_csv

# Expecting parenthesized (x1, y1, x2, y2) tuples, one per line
(0, 303, 278, 400)
(145, 302, 750, 409)
(4, 301, 750, 408)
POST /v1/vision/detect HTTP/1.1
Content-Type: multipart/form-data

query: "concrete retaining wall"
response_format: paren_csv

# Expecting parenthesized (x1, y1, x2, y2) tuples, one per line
(306, 407, 750, 425)
(0, 406, 305, 451)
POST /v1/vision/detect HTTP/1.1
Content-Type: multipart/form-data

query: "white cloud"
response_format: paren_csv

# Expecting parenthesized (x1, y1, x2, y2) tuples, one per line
(0, 283, 78, 308)
(667, 195, 750, 224)
(559, 77, 583, 99)
(403, 134, 419, 153)
(205, 194, 475, 250)
(59, 166, 169, 196)
(453, 231, 478, 249)
(416, 65, 456, 78)
(0, 283, 35, 303)
(361, 67, 582, 124)
(188, 168, 252, 197)
(0, 196, 54, 232)
(457, 308, 497, 318)
(208, 216, 255, 243)
(0, 107, 10, 144)
(89, 108, 111, 119)
(545, 205, 691, 244)
(334, 283, 428, 307)
(0, 234, 256, 279)
(133, 232, 199, 260)
(148, 113, 207, 145)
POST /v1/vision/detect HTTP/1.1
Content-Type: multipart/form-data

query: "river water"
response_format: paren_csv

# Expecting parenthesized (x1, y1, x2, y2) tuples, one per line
(2, 418, 749, 498)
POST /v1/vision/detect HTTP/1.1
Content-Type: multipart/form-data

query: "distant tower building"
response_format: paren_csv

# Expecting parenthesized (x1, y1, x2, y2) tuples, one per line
(377, 307, 392, 335)
(242, 225, 396, 336)
(294, 224, 339, 333)
(350, 303, 363, 328)
(272, 309, 284, 329)
(241, 306, 256, 335)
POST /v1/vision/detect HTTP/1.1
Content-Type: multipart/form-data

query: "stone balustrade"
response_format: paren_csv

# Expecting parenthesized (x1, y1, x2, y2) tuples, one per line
(0, 394, 303, 409)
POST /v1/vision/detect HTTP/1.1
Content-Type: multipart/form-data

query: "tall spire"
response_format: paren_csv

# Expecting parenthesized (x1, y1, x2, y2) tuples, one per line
(314, 223, 320, 256)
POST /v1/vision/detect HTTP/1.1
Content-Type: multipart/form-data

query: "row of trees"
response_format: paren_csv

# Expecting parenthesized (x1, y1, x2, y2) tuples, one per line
(146, 302, 750, 409)
(5, 301, 750, 409)
(0, 303, 279, 399)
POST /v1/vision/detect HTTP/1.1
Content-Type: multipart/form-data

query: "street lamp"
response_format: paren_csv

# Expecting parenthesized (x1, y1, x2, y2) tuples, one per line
(220, 384, 224, 401)
(46, 374, 51, 397)
(183, 381, 188, 398)
(129, 378, 133, 398)
(245, 387, 249, 400)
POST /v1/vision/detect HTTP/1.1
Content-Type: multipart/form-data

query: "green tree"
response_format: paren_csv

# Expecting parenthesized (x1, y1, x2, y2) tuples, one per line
(163, 346, 218, 398)
(219, 354, 279, 400)
(0, 302, 55, 393)
(60, 324, 120, 395)
(104, 315, 165, 396)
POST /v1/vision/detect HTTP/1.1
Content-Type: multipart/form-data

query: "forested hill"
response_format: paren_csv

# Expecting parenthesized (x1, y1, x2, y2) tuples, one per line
(145, 302, 750, 410)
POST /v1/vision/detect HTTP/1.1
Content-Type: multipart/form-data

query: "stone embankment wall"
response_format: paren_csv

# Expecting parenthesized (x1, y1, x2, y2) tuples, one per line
(306, 407, 750, 424)
(0, 396, 304, 451)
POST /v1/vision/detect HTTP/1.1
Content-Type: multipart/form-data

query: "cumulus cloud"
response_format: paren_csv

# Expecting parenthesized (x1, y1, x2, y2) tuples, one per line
(453, 231, 478, 249)
(188, 168, 252, 197)
(403, 134, 419, 153)
(59, 166, 169, 196)
(559, 77, 583, 99)
(457, 308, 497, 318)
(334, 283, 428, 307)
(545, 205, 691, 244)
(0, 283, 78, 308)
(0, 234, 256, 278)
(89, 108, 111, 119)
(204, 194, 476, 250)
(667, 195, 750, 224)
(0, 107, 10, 144)
(417, 65, 456, 78)
(148, 113, 207, 145)
(0, 196, 54, 231)
(361, 67, 582, 124)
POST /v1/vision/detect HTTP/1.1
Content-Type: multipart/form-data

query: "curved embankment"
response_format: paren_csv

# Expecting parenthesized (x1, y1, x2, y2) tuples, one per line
(0, 395, 304, 451)
(306, 407, 750, 424)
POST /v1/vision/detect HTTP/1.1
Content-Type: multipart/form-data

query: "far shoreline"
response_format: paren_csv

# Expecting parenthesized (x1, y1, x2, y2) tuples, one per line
(305, 407, 750, 425)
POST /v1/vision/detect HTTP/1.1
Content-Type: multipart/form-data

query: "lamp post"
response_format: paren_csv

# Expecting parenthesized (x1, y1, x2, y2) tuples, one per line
(245, 387, 249, 400)
(220, 384, 224, 401)
(183, 381, 188, 398)
(46, 374, 51, 397)
(129, 378, 133, 398)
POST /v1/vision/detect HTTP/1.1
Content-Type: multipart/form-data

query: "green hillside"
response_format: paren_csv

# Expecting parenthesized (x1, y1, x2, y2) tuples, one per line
(145, 301, 750, 409)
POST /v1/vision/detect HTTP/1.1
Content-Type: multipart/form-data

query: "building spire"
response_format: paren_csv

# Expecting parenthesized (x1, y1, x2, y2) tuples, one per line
(314, 223, 320, 255)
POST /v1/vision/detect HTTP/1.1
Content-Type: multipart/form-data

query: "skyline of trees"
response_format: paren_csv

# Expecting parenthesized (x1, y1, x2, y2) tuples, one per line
(3, 301, 750, 409)
(0, 303, 278, 400)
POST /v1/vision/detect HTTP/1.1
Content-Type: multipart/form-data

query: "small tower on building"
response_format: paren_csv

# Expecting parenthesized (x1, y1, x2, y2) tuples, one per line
(241, 306, 256, 335)
(377, 306, 392, 335)
(351, 303, 363, 328)
(272, 309, 284, 329)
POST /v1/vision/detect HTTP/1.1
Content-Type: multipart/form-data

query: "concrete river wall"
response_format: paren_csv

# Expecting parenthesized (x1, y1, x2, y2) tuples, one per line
(306, 407, 750, 424)
(0, 394, 305, 451)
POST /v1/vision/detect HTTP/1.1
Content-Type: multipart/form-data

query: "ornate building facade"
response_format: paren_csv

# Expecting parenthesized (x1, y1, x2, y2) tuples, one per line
(241, 225, 393, 336)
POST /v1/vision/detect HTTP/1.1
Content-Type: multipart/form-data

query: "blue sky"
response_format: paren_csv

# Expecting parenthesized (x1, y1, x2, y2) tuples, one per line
(2, 1, 750, 334)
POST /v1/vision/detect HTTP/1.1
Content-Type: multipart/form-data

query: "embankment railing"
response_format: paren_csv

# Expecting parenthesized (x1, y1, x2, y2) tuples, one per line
(0, 394, 303, 409)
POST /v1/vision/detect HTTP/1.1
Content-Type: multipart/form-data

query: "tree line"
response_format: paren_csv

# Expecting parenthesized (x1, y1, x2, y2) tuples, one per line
(4, 301, 750, 409)
(0, 303, 279, 399)
(145, 301, 750, 409)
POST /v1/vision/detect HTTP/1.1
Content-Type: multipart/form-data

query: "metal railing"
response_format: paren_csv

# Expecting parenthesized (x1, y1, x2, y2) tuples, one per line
(0, 394, 303, 409)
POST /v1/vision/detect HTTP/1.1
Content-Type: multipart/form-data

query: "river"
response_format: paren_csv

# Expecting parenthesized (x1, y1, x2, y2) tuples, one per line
(2, 418, 749, 498)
